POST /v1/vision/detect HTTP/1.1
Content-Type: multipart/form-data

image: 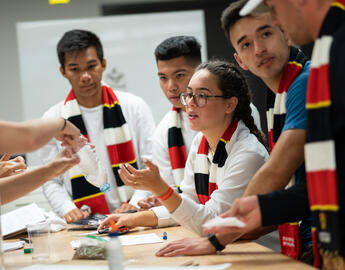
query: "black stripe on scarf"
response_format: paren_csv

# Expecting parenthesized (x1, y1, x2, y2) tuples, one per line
(71, 176, 101, 200)
(194, 173, 209, 196)
(168, 127, 184, 147)
(103, 105, 127, 129)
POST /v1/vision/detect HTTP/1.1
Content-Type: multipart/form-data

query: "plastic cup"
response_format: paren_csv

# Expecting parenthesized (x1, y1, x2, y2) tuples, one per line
(26, 220, 51, 261)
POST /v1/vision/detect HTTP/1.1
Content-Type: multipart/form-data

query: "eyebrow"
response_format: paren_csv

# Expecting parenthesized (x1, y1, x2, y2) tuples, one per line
(67, 59, 98, 67)
(158, 68, 188, 76)
(236, 24, 272, 45)
(186, 86, 212, 93)
(256, 24, 272, 32)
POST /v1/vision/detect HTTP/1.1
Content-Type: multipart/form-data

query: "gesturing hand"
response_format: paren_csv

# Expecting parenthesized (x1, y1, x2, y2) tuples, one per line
(118, 159, 166, 195)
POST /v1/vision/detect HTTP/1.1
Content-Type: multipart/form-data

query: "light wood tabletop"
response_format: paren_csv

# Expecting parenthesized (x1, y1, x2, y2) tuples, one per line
(3, 225, 316, 269)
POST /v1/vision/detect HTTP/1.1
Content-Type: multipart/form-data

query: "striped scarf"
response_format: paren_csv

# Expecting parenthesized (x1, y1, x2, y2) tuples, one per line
(305, 1, 345, 267)
(167, 107, 187, 191)
(266, 46, 308, 260)
(63, 85, 137, 214)
(194, 120, 238, 204)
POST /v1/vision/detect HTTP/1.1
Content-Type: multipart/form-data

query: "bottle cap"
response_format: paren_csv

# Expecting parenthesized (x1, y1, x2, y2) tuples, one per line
(24, 248, 33, 254)
(109, 231, 121, 237)
(100, 183, 111, 193)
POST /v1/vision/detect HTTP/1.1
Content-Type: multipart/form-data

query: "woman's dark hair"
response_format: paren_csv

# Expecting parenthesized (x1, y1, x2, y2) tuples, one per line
(196, 60, 266, 146)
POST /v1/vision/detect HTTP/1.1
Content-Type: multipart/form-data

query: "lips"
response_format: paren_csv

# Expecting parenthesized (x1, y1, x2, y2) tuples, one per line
(258, 56, 274, 68)
(81, 84, 95, 90)
(169, 95, 180, 101)
(187, 111, 198, 120)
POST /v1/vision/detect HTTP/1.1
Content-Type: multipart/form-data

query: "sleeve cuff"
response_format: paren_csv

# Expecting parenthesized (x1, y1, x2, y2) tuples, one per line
(60, 201, 78, 217)
(150, 206, 178, 228)
(171, 196, 196, 223)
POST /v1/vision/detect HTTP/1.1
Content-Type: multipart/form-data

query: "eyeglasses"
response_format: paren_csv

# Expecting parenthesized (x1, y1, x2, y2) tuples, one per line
(180, 92, 225, 108)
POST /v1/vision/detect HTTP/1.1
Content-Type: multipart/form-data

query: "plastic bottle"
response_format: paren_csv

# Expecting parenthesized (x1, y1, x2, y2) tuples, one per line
(106, 232, 124, 270)
(77, 142, 110, 192)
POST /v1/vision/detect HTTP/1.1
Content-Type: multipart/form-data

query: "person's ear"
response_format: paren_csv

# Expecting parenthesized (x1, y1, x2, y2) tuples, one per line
(225, 96, 238, 114)
(234, 53, 249, 71)
(59, 66, 66, 78)
(102, 59, 106, 72)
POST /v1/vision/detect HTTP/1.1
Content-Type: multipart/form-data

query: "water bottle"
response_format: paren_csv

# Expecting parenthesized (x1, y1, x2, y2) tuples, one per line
(106, 232, 123, 270)
(77, 143, 110, 192)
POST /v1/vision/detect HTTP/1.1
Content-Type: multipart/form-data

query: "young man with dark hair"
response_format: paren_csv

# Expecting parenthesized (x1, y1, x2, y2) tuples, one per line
(38, 29, 155, 223)
(209, 0, 345, 268)
(156, 1, 313, 263)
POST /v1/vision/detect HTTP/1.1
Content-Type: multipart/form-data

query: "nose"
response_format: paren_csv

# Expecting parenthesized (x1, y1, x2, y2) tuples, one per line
(167, 79, 178, 93)
(254, 40, 267, 56)
(81, 71, 91, 82)
(185, 94, 197, 108)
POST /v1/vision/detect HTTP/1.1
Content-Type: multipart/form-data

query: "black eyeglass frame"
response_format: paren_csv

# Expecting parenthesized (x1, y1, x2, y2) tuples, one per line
(180, 92, 225, 107)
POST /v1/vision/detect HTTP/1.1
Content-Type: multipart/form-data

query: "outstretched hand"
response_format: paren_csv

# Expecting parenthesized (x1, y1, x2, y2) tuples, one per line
(204, 196, 262, 235)
(0, 154, 26, 177)
(48, 147, 80, 179)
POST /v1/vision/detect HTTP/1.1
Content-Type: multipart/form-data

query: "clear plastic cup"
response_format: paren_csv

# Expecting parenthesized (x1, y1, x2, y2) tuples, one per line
(26, 220, 51, 261)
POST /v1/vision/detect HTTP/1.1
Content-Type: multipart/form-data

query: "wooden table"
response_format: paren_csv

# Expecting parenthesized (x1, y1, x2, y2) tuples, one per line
(3, 226, 316, 269)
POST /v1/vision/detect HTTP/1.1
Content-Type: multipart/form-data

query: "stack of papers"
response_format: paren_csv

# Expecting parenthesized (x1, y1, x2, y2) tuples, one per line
(1, 203, 46, 239)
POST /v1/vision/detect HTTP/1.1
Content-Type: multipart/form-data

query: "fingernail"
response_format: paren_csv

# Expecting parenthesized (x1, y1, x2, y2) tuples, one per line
(119, 164, 122, 168)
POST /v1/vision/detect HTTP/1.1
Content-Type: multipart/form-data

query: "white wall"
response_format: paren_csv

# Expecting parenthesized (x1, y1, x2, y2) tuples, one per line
(1, 0, 205, 214)
(0, 0, 190, 122)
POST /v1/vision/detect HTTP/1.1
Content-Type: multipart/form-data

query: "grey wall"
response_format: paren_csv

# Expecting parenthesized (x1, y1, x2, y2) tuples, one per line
(0, 0, 186, 122)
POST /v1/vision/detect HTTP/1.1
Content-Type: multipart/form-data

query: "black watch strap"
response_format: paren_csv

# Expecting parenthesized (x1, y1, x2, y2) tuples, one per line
(207, 234, 225, 251)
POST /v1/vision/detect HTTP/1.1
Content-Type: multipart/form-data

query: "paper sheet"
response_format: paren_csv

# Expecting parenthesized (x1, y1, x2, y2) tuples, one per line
(2, 241, 25, 252)
(1, 203, 46, 238)
(119, 233, 163, 246)
(70, 233, 163, 249)
(20, 263, 231, 270)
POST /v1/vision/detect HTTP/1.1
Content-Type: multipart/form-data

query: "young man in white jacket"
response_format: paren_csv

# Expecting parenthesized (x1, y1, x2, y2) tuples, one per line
(38, 29, 155, 223)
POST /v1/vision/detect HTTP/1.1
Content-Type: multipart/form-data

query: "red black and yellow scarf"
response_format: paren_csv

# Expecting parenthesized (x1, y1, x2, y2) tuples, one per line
(305, 1, 345, 267)
(194, 120, 238, 204)
(63, 85, 137, 214)
(266, 46, 308, 260)
(167, 107, 187, 192)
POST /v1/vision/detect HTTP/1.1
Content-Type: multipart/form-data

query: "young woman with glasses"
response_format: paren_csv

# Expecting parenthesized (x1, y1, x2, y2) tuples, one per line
(98, 60, 268, 236)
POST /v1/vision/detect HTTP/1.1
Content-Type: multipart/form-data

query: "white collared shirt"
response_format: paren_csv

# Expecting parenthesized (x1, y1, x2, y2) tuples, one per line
(151, 121, 268, 236)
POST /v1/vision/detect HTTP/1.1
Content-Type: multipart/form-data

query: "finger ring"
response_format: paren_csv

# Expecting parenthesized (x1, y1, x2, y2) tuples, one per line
(134, 181, 137, 185)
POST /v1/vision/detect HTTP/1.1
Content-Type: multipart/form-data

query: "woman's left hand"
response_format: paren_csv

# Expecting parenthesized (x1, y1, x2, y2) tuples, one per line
(119, 159, 167, 195)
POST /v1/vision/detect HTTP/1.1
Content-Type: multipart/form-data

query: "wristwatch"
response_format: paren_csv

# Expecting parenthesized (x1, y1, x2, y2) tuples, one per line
(207, 234, 225, 252)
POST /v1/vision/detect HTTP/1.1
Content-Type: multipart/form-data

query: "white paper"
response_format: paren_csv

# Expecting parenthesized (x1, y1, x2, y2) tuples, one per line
(203, 216, 246, 228)
(2, 241, 25, 252)
(20, 263, 231, 270)
(118, 233, 163, 246)
(1, 203, 46, 237)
